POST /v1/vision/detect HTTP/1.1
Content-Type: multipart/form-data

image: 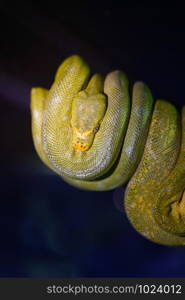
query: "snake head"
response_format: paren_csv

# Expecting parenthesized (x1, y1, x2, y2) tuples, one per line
(71, 74, 107, 151)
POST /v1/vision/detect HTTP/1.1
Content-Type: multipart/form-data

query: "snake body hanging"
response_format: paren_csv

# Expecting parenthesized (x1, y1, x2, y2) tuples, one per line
(30, 55, 185, 246)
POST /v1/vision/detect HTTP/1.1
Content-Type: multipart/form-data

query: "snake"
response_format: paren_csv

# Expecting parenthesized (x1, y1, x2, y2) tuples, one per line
(30, 55, 185, 246)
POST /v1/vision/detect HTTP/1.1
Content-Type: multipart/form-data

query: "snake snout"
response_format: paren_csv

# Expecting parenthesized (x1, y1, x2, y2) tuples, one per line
(72, 141, 90, 152)
(71, 128, 95, 152)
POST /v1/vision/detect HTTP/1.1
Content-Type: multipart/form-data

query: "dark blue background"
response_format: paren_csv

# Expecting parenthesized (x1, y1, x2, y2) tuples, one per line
(0, 1, 185, 277)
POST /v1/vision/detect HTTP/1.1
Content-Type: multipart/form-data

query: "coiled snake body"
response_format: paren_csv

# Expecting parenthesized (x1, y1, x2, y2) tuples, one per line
(31, 55, 185, 246)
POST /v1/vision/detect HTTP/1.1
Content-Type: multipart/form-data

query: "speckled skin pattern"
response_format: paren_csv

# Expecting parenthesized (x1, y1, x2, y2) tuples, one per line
(30, 55, 185, 245)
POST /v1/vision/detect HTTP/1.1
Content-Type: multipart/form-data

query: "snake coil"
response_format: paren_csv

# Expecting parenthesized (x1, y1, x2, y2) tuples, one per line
(31, 55, 185, 246)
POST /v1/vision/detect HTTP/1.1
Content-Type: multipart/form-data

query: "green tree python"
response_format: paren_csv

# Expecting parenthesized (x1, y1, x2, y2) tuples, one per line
(30, 55, 185, 246)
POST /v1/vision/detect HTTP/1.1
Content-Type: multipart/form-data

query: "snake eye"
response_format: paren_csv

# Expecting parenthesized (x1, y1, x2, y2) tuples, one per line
(93, 125, 100, 133)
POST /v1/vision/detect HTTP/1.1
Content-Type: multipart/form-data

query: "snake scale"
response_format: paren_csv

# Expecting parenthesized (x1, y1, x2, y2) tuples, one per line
(30, 55, 185, 246)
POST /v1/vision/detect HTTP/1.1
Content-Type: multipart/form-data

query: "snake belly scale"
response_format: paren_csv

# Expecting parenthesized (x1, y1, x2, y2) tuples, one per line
(30, 55, 185, 246)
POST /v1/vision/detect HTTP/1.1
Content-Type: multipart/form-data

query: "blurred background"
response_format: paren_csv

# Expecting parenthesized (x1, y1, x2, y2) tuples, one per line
(0, 1, 185, 277)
